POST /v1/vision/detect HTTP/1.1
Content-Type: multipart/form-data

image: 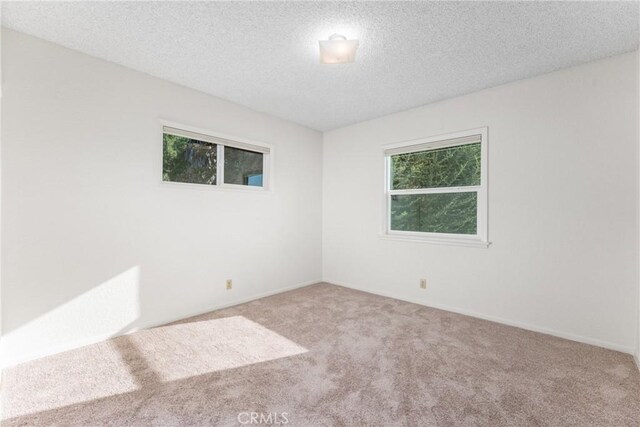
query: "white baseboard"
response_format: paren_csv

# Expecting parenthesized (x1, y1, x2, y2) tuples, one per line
(325, 279, 636, 355)
(0, 279, 321, 369)
(634, 352, 640, 372)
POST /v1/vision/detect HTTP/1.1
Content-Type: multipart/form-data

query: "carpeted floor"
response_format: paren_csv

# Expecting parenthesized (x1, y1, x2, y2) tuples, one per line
(2, 283, 639, 426)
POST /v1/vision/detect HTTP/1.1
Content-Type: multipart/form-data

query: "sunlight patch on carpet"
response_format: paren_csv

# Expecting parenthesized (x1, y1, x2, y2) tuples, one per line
(2, 316, 307, 419)
(122, 316, 308, 382)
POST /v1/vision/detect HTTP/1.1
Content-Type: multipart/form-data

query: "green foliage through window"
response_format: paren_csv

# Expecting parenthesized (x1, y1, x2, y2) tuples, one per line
(224, 146, 264, 186)
(389, 142, 481, 235)
(163, 134, 217, 185)
(391, 143, 480, 189)
(390, 193, 477, 234)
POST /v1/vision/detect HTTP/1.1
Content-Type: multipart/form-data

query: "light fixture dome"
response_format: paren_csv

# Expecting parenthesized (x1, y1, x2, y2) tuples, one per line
(319, 33, 359, 64)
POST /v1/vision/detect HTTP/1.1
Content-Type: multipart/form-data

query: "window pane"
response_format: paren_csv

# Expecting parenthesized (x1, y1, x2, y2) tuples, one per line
(163, 134, 217, 185)
(224, 146, 264, 187)
(391, 143, 480, 190)
(390, 192, 477, 234)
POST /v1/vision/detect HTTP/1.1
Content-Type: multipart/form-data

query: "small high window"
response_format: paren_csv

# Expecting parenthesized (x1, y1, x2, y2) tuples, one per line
(383, 128, 488, 247)
(162, 125, 270, 189)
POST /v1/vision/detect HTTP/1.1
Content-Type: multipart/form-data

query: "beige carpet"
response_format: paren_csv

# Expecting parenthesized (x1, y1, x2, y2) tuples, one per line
(2, 283, 639, 426)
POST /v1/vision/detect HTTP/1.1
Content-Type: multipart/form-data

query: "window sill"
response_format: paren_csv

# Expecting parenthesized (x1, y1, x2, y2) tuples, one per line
(379, 233, 491, 248)
(160, 181, 271, 193)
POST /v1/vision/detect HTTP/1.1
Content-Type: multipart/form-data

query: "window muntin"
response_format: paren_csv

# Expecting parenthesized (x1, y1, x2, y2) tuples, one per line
(384, 129, 487, 245)
(162, 125, 270, 189)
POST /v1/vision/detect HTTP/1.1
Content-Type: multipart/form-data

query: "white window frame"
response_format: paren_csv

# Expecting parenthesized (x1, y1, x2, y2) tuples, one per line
(159, 120, 273, 192)
(381, 127, 489, 248)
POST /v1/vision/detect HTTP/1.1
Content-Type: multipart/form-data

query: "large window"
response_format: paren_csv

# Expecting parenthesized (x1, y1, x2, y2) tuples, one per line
(383, 128, 488, 247)
(162, 125, 270, 189)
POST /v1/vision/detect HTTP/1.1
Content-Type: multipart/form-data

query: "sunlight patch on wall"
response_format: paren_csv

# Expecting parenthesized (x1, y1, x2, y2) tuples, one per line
(0, 266, 141, 367)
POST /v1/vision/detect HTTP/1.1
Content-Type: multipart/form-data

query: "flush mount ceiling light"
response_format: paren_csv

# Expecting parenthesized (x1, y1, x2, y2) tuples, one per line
(319, 34, 359, 64)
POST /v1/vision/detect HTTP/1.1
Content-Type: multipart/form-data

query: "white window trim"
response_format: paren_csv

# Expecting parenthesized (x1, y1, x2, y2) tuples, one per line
(158, 119, 273, 192)
(381, 127, 490, 248)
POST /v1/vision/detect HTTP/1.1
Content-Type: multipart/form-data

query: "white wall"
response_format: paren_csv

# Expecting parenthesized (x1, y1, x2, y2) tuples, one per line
(0, 15, 3, 360)
(2, 28, 638, 367)
(0, 29, 323, 367)
(323, 51, 639, 353)
(637, 50, 640, 369)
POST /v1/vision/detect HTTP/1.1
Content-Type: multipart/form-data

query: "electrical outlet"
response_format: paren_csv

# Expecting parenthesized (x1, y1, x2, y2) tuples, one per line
(420, 279, 427, 289)
(226, 279, 233, 290)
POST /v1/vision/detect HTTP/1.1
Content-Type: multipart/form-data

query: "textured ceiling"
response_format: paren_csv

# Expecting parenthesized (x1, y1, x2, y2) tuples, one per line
(2, 1, 639, 131)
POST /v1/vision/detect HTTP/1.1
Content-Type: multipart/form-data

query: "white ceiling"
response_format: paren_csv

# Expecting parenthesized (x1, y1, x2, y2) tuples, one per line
(2, 1, 638, 131)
